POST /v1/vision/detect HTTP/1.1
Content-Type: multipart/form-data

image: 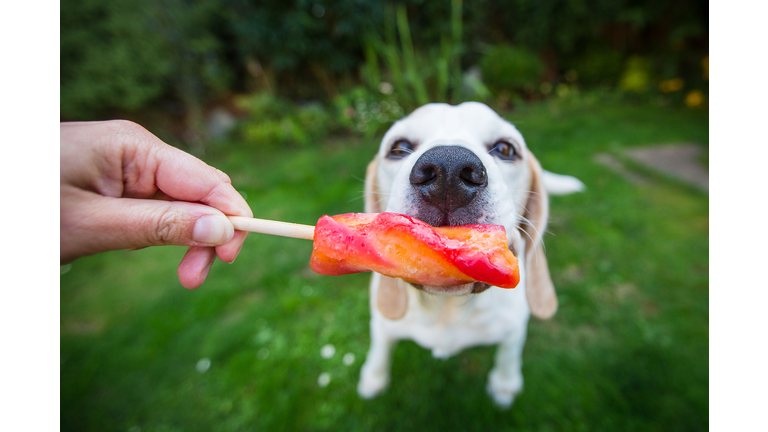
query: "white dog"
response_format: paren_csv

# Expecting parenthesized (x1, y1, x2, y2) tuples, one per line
(357, 102, 584, 408)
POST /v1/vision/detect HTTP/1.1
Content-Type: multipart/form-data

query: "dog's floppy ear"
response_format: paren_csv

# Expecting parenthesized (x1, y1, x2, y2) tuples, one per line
(376, 275, 408, 320)
(364, 156, 382, 213)
(365, 155, 408, 319)
(521, 150, 558, 319)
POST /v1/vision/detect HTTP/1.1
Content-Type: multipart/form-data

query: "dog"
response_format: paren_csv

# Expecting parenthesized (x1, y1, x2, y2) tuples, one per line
(356, 102, 584, 408)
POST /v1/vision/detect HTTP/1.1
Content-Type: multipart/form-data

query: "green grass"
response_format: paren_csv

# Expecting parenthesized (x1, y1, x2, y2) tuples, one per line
(61, 97, 708, 431)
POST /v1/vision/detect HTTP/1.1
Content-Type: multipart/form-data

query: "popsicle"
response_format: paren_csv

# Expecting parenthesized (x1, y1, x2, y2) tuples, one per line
(227, 212, 520, 288)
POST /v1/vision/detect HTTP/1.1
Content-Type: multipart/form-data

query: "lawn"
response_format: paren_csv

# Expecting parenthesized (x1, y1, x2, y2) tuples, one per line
(61, 96, 709, 431)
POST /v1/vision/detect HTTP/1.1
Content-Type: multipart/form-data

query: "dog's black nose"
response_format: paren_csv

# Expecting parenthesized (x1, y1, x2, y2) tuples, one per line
(409, 146, 488, 214)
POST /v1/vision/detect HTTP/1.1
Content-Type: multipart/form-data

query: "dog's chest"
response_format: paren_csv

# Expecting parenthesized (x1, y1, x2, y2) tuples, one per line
(383, 286, 530, 358)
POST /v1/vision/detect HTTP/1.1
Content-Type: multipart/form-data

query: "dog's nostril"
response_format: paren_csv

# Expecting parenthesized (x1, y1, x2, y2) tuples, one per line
(412, 165, 437, 185)
(460, 165, 487, 186)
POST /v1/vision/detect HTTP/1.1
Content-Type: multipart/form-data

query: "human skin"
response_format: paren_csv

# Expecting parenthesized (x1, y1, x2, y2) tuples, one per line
(60, 120, 253, 289)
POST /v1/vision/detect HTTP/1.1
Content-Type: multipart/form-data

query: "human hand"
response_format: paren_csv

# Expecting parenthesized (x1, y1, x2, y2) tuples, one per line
(60, 120, 253, 289)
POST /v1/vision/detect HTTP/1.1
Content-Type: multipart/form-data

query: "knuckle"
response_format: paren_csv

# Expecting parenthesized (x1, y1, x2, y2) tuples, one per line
(215, 168, 232, 184)
(152, 205, 183, 244)
(110, 120, 145, 141)
(112, 119, 144, 134)
(109, 120, 156, 151)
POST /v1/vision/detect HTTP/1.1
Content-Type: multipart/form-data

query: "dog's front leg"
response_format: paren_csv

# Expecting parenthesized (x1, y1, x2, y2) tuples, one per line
(487, 325, 527, 408)
(358, 316, 397, 399)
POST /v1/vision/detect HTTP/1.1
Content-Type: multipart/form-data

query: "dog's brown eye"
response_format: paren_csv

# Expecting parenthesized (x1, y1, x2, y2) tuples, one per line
(388, 140, 414, 159)
(489, 141, 518, 161)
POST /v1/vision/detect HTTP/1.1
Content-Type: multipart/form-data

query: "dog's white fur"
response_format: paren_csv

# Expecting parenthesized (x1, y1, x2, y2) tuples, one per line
(357, 102, 583, 408)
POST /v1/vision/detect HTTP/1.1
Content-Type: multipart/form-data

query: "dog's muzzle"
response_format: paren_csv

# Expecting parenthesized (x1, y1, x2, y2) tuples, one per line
(409, 145, 488, 226)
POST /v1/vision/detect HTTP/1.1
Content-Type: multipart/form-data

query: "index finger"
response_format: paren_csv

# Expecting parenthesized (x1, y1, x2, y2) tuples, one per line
(114, 121, 252, 218)
(153, 145, 253, 218)
(114, 121, 252, 266)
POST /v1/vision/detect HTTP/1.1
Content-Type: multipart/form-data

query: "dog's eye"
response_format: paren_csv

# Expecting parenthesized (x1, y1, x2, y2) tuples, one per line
(388, 140, 414, 159)
(489, 141, 518, 161)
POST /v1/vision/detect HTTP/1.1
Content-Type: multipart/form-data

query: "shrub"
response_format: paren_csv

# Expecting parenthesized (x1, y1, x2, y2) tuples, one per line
(61, 0, 708, 120)
(480, 45, 545, 95)
(61, 0, 232, 120)
(619, 56, 655, 93)
(569, 47, 625, 87)
(334, 86, 405, 137)
(236, 93, 333, 147)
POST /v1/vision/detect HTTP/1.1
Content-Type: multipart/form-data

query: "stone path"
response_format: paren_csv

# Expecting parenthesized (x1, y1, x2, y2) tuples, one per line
(595, 143, 709, 192)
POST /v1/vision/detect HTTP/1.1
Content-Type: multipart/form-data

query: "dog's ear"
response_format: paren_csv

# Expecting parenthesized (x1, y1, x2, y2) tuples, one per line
(364, 156, 382, 213)
(365, 155, 409, 319)
(376, 275, 408, 320)
(521, 150, 558, 319)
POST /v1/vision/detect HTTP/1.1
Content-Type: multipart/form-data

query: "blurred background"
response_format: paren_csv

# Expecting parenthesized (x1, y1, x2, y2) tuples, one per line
(61, 0, 708, 150)
(61, 1, 709, 430)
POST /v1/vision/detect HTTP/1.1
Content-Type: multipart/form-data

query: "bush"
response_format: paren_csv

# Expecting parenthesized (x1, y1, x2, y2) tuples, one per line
(569, 47, 625, 87)
(619, 56, 655, 93)
(61, 0, 232, 120)
(480, 45, 545, 95)
(334, 86, 405, 137)
(236, 93, 333, 147)
(61, 0, 708, 121)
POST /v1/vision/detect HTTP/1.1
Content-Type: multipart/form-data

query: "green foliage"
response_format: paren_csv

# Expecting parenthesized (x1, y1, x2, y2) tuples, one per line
(235, 93, 333, 148)
(480, 44, 545, 95)
(395, 4, 430, 106)
(570, 47, 625, 87)
(61, 98, 708, 431)
(619, 56, 656, 92)
(61, 0, 232, 120)
(227, 0, 383, 74)
(334, 86, 405, 137)
(361, 2, 466, 111)
(61, 0, 171, 119)
(61, 0, 708, 122)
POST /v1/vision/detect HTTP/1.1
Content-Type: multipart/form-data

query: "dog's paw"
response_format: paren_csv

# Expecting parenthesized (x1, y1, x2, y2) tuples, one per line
(357, 369, 389, 399)
(486, 368, 523, 409)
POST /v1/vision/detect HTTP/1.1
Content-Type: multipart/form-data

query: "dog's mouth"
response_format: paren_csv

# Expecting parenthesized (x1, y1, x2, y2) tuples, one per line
(401, 212, 497, 295)
(400, 211, 515, 295)
(409, 206, 487, 228)
(409, 282, 491, 295)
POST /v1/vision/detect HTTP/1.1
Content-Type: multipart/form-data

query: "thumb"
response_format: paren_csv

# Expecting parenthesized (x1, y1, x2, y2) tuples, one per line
(102, 196, 236, 248)
(61, 192, 235, 261)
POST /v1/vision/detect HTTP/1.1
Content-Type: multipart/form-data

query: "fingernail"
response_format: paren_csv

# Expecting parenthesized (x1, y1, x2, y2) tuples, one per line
(193, 215, 234, 245)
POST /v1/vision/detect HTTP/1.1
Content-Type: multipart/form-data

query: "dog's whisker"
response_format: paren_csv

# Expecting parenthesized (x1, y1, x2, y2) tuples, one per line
(516, 215, 547, 256)
(506, 189, 543, 197)
(350, 189, 391, 205)
(518, 214, 545, 247)
(518, 225, 535, 248)
(348, 190, 373, 203)
(508, 198, 546, 257)
(517, 225, 546, 267)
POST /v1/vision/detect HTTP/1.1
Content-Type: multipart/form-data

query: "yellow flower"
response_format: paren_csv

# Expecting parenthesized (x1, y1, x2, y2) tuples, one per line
(659, 78, 685, 93)
(685, 90, 704, 107)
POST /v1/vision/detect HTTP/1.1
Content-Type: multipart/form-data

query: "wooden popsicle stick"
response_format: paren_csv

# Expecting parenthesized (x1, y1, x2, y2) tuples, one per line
(227, 216, 315, 240)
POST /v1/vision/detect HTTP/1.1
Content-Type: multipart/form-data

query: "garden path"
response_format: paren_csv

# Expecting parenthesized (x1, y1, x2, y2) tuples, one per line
(595, 143, 709, 192)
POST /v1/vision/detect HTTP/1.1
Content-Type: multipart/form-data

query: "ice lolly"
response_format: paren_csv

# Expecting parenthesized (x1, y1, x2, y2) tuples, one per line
(227, 212, 520, 288)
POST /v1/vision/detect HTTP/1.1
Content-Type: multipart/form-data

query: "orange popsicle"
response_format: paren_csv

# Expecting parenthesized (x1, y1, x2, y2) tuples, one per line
(309, 213, 520, 288)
